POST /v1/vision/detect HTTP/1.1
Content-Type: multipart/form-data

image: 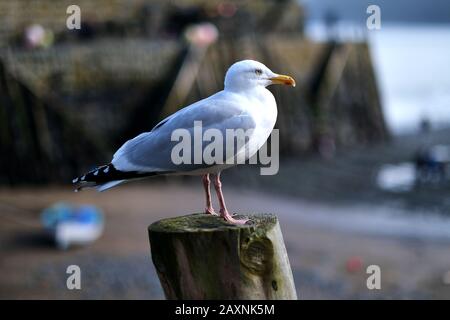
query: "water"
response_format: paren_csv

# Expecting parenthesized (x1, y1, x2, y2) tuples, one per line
(369, 24, 450, 134)
(304, 21, 450, 135)
(376, 162, 416, 192)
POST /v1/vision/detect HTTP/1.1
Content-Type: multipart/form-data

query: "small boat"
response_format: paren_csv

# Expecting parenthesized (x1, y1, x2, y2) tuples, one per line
(41, 202, 104, 250)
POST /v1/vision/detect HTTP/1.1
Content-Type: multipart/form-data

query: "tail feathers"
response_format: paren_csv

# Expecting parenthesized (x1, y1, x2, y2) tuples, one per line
(96, 179, 126, 192)
(73, 163, 157, 192)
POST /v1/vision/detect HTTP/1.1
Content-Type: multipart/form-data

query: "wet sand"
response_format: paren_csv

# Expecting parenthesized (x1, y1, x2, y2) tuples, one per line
(1, 182, 450, 299)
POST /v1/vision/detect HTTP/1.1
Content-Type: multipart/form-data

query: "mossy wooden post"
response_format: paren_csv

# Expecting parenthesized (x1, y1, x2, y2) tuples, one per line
(148, 213, 297, 299)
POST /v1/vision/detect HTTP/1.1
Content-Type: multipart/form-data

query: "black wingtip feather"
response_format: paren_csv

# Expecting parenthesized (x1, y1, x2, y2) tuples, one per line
(73, 164, 161, 191)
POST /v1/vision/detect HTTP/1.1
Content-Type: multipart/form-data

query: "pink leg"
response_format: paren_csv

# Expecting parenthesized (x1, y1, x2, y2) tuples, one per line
(213, 172, 248, 225)
(202, 174, 217, 215)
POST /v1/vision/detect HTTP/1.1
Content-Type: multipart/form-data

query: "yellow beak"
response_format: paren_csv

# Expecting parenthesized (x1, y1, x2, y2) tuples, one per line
(269, 74, 296, 87)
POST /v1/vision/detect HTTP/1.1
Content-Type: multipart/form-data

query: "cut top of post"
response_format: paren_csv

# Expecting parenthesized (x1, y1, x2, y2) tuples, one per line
(148, 213, 278, 234)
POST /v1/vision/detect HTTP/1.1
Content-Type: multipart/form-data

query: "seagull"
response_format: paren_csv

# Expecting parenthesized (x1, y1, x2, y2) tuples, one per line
(73, 60, 295, 224)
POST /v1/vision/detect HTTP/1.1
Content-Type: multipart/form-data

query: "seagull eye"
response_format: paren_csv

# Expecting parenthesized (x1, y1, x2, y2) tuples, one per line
(254, 69, 263, 76)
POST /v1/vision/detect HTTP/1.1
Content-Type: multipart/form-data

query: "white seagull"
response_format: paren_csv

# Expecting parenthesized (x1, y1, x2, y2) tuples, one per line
(73, 60, 295, 224)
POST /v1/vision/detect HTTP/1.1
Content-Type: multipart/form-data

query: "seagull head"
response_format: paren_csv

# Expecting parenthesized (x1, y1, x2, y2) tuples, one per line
(224, 59, 296, 91)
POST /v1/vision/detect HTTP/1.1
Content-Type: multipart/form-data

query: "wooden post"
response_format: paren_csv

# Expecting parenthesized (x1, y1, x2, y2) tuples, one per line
(148, 213, 297, 300)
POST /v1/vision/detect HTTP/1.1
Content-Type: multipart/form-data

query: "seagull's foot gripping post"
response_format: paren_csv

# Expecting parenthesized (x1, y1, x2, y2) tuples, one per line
(213, 173, 249, 225)
(219, 209, 249, 225)
(205, 207, 218, 216)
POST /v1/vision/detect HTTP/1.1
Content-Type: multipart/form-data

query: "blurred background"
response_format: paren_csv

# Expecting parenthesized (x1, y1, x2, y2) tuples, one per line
(1, 0, 450, 299)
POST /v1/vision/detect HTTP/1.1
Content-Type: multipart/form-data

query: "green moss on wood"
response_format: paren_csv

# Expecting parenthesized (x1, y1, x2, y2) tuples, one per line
(148, 213, 296, 300)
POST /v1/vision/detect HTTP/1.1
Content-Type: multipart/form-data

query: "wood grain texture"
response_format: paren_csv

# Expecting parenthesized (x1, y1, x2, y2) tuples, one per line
(148, 213, 297, 300)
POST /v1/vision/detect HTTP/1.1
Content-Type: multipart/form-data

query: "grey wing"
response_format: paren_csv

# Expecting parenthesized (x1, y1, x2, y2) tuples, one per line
(111, 97, 256, 173)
